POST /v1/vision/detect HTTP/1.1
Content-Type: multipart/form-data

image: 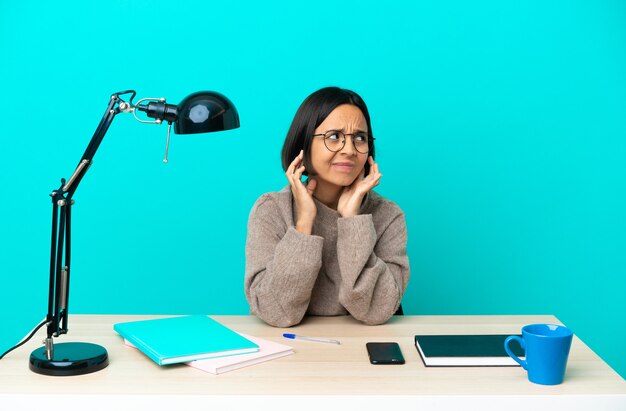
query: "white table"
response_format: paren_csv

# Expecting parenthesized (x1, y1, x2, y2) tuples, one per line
(1, 314, 624, 410)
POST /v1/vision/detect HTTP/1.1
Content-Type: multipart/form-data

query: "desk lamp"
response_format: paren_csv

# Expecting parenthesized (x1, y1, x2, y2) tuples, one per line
(27, 90, 239, 376)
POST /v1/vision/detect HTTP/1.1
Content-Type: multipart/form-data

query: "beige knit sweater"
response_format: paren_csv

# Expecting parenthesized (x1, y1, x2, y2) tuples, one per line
(244, 186, 410, 327)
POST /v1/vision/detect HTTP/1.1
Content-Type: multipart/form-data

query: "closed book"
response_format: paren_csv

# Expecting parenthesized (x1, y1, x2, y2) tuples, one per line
(125, 333, 294, 374)
(414, 334, 524, 367)
(113, 315, 259, 365)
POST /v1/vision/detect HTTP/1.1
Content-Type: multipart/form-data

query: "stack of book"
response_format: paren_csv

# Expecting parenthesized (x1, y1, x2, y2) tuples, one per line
(114, 315, 294, 374)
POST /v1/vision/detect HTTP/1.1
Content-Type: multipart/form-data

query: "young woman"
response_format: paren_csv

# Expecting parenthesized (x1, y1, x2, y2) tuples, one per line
(244, 87, 410, 327)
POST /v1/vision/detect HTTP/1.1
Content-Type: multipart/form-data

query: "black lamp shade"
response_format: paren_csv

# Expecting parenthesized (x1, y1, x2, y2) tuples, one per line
(174, 91, 240, 134)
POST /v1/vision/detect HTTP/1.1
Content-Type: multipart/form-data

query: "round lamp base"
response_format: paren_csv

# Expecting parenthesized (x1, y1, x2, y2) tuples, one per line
(29, 342, 109, 376)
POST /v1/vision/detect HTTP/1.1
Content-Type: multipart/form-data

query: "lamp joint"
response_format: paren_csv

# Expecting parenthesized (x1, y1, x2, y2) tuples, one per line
(118, 102, 133, 113)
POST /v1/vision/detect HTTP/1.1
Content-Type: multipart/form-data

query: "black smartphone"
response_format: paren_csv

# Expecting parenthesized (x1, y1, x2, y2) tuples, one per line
(366, 342, 405, 365)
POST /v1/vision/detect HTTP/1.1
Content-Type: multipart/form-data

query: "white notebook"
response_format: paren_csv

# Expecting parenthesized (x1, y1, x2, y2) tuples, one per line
(124, 332, 294, 374)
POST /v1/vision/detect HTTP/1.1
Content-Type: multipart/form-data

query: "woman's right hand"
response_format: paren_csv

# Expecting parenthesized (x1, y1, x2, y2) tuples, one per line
(286, 150, 317, 234)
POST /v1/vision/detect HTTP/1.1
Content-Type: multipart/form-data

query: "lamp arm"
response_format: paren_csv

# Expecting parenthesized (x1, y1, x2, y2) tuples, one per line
(44, 91, 135, 349)
(64, 91, 136, 198)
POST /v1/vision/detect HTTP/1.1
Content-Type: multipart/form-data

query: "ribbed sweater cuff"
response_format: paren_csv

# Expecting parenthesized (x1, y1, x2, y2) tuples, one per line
(278, 226, 325, 266)
(337, 214, 376, 251)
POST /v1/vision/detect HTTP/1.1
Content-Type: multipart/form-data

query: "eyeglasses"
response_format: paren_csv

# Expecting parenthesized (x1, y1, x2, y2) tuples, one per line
(312, 130, 374, 154)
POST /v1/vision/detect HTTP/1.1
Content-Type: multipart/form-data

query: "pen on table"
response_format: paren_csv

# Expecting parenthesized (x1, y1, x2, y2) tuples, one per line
(282, 333, 341, 345)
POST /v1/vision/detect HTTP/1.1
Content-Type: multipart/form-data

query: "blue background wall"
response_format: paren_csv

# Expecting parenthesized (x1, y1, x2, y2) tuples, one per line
(1, 1, 624, 378)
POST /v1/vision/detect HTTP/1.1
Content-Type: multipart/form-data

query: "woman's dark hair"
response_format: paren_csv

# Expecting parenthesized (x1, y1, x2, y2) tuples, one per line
(281, 87, 375, 176)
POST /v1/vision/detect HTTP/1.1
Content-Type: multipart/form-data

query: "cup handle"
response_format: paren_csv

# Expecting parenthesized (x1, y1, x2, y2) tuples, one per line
(504, 335, 527, 370)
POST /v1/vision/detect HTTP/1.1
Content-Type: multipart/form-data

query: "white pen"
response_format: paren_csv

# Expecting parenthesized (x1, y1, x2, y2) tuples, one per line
(282, 333, 341, 345)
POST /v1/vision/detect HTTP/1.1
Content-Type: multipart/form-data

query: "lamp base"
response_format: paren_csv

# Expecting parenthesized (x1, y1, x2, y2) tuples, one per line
(29, 342, 109, 376)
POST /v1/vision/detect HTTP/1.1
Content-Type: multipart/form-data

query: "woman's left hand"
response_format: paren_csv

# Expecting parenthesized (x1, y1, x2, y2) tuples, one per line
(338, 156, 382, 218)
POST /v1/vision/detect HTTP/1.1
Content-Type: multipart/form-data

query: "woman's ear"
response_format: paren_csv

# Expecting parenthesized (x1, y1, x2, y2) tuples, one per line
(364, 160, 371, 177)
(302, 149, 315, 177)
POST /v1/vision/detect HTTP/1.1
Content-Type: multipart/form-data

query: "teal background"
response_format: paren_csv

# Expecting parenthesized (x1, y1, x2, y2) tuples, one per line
(1, 1, 624, 379)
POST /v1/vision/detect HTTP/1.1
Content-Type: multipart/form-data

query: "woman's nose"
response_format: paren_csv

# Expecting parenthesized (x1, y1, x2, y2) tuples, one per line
(339, 136, 357, 155)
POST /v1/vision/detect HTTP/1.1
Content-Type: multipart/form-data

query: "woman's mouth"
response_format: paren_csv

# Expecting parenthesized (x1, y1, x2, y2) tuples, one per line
(332, 162, 355, 173)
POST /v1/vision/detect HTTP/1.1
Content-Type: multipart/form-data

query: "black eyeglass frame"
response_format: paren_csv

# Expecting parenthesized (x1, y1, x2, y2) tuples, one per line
(312, 130, 375, 154)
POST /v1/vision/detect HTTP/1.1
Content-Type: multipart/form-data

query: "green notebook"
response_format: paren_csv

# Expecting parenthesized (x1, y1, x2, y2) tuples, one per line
(414, 334, 524, 367)
(114, 315, 259, 365)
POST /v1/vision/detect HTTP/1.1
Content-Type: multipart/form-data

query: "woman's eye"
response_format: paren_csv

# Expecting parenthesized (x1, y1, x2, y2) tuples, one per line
(327, 133, 340, 141)
(355, 135, 367, 143)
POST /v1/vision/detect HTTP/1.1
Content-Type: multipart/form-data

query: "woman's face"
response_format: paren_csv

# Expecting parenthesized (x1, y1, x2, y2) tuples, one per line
(310, 104, 369, 188)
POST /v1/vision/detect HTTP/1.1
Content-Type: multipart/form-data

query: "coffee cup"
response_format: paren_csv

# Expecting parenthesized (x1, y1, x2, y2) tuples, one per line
(504, 323, 573, 385)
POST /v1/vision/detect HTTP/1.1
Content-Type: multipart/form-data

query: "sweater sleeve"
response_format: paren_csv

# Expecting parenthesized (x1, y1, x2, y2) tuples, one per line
(336, 210, 410, 325)
(244, 195, 324, 327)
